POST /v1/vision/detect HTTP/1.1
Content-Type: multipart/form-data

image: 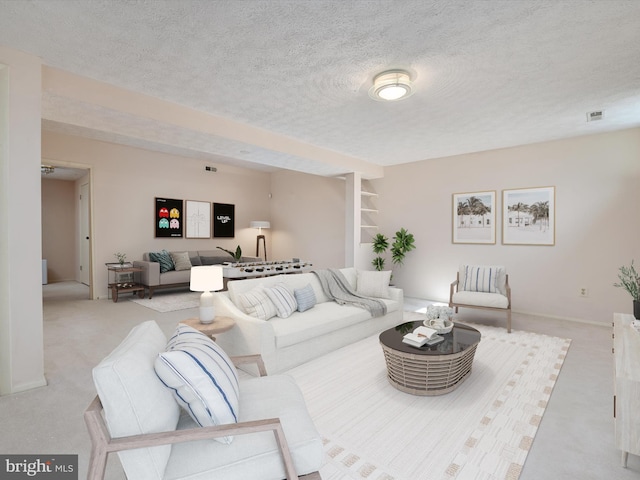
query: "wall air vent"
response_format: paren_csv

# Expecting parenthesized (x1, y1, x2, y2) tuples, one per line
(586, 110, 604, 122)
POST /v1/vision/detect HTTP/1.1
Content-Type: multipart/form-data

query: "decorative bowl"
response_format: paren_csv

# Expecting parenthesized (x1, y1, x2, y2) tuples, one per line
(423, 319, 454, 334)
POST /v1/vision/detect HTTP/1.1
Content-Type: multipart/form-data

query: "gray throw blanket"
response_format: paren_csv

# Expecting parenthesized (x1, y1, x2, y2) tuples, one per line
(312, 269, 387, 317)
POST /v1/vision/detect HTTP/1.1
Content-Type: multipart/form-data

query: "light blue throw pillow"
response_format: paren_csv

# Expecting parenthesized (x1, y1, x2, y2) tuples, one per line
(294, 283, 317, 312)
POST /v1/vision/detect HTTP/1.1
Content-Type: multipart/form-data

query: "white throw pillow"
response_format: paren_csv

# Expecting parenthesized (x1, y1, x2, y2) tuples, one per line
(461, 265, 501, 294)
(356, 270, 391, 298)
(237, 285, 277, 320)
(265, 283, 297, 318)
(154, 324, 240, 444)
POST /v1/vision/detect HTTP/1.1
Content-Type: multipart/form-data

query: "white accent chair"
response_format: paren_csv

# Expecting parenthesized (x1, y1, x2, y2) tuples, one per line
(84, 320, 323, 480)
(449, 265, 512, 333)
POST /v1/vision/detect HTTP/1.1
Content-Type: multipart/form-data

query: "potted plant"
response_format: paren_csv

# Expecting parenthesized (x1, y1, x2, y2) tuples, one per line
(390, 228, 416, 266)
(114, 252, 127, 266)
(217, 245, 243, 263)
(614, 260, 640, 319)
(371, 233, 389, 271)
(371, 228, 416, 272)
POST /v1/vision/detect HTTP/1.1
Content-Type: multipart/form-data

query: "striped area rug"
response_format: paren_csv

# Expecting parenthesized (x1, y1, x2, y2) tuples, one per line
(286, 318, 570, 480)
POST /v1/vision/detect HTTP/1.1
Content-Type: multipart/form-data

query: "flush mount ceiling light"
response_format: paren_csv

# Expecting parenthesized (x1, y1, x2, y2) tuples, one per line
(41, 165, 55, 175)
(369, 70, 414, 101)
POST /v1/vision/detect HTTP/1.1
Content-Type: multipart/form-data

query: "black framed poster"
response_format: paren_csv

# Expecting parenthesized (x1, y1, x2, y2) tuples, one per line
(155, 197, 183, 237)
(213, 203, 235, 237)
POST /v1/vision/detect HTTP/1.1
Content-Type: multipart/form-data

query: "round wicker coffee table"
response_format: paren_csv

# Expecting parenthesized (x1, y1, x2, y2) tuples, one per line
(379, 320, 481, 396)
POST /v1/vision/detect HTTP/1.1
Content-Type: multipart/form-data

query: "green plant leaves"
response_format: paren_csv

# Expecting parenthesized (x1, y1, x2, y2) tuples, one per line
(614, 260, 640, 301)
(217, 245, 243, 261)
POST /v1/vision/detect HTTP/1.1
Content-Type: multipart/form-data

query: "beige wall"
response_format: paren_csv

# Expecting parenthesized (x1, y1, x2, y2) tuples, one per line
(41, 178, 76, 282)
(270, 170, 345, 269)
(41, 124, 640, 325)
(373, 128, 640, 324)
(42, 131, 273, 299)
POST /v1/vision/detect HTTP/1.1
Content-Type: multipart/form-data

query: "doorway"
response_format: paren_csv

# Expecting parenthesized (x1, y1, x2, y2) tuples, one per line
(41, 164, 92, 298)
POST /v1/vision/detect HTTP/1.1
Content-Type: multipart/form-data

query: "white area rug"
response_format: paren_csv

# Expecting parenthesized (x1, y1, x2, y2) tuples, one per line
(130, 292, 199, 312)
(286, 317, 571, 480)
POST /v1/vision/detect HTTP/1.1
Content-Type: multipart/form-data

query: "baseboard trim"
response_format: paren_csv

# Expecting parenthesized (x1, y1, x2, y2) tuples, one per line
(510, 309, 609, 327)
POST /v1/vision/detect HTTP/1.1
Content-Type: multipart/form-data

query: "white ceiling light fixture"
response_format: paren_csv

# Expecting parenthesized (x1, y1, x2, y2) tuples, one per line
(369, 70, 414, 101)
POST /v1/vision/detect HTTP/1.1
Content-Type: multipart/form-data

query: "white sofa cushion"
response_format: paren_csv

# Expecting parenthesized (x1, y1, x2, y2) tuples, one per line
(356, 270, 391, 298)
(459, 265, 506, 294)
(92, 320, 180, 480)
(271, 299, 400, 348)
(155, 324, 240, 444)
(264, 283, 297, 318)
(163, 375, 324, 480)
(452, 290, 509, 309)
(237, 285, 277, 320)
(340, 267, 358, 290)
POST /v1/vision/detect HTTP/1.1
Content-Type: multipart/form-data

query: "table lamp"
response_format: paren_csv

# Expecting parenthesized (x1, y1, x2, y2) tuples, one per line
(250, 220, 270, 261)
(190, 265, 224, 324)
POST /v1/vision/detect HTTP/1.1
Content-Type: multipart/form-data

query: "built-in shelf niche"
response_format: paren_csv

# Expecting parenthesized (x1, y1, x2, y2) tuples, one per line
(360, 180, 379, 243)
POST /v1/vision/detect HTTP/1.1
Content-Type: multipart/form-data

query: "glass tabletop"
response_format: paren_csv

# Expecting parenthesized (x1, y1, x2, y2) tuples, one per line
(379, 320, 481, 356)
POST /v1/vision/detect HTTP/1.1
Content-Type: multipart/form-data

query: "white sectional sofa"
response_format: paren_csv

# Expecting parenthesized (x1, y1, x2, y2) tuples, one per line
(213, 267, 404, 375)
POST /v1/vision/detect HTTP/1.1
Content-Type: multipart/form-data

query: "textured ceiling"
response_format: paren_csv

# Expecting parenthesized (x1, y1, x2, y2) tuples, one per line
(2, 0, 640, 177)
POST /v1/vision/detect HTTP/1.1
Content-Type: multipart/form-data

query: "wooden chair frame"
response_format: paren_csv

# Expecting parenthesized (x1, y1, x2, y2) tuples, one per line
(84, 354, 321, 480)
(449, 272, 512, 333)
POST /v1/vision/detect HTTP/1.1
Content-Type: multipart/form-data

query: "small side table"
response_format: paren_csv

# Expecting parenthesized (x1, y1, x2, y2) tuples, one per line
(106, 264, 145, 303)
(181, 316, 235, 340)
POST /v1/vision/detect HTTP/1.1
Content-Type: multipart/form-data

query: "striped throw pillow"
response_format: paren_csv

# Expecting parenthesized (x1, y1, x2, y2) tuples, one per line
(237, 286, 277, 320)
(294, 283, 317, 312)
(265, 283, 297, 318)
(461, 265, 500, 293)
(154, 324, 239, 444)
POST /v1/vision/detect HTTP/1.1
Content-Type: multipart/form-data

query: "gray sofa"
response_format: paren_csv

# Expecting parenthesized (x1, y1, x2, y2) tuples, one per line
(213, 267, 404, 375)
(134, 250, 260, 298)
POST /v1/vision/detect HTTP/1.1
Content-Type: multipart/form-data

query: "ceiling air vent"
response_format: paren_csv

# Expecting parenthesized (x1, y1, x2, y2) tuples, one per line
(586, 110, 604, 122)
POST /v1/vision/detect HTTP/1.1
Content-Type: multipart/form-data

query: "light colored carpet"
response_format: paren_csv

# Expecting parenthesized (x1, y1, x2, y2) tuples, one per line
(287, 315, 571, 480)
(130, 291, 200, 312)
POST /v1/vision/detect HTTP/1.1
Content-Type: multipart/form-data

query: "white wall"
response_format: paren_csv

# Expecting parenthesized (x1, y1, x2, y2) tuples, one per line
(374, 128, 640, 324)
(42, 131, 273, 298)
(0, 47, 46, 394)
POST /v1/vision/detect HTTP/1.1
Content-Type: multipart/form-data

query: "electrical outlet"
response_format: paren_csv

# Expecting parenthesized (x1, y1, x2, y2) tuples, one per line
(579, 287, 589, 297)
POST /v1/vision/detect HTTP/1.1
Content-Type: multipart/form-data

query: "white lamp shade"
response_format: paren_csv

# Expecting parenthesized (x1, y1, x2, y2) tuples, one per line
(250, 220, 270, 229)
(190, 266, 224, 293)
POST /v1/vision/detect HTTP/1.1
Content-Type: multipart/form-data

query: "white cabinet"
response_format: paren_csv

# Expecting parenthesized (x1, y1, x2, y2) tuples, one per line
(613, 312, 640, 467)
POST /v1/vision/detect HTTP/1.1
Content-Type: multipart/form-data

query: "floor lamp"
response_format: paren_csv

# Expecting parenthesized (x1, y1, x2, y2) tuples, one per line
(250, 220, 270, 261)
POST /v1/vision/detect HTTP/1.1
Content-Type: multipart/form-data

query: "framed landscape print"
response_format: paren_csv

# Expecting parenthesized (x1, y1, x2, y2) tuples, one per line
(185, 200, 211, 238)
(213, 203, 235, 237)
(155, 197, 183, 238)
(452, 191, 496, 244)
(502, 186, 555, 245)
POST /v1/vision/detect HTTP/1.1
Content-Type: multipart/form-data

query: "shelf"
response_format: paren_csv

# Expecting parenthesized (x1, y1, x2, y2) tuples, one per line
(361, 208, 378, 213)
(361, 225, 379, 229)
(361, 191, 378, 197)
